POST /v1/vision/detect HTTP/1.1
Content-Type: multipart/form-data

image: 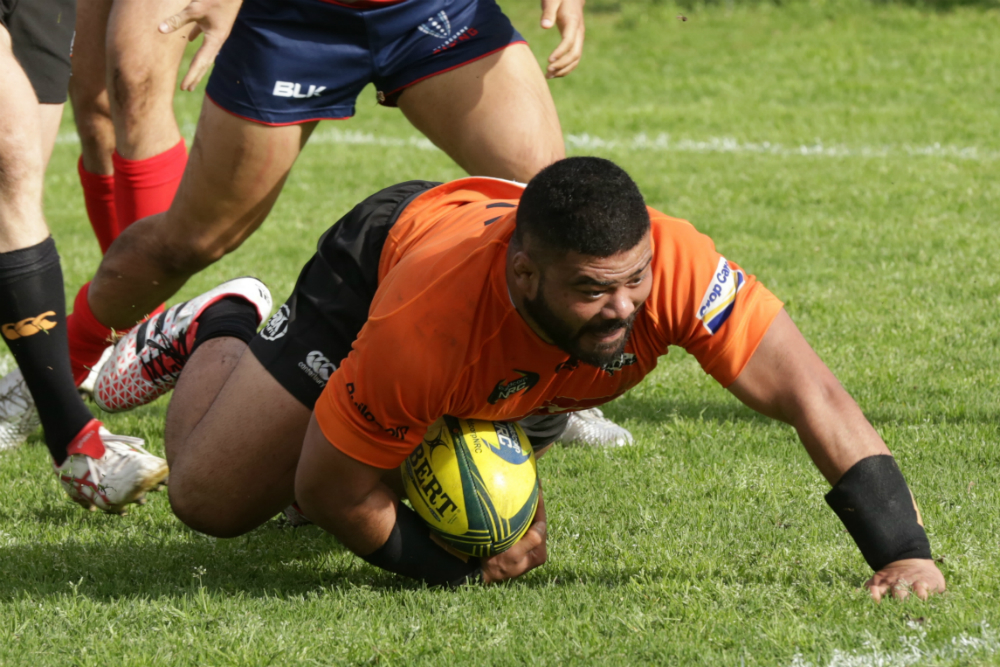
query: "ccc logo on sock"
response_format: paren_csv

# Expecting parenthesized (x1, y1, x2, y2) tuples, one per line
(2, 311, 58, 340)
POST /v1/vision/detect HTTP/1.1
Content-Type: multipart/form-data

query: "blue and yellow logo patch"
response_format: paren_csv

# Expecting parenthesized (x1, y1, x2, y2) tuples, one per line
(697, 258, 745, 334)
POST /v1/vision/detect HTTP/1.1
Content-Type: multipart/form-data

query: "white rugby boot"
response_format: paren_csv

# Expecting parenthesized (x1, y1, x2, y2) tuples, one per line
(0, 368, 40, 452)
(77, 346, 112, 401)
(560, 408, 634, 447)
(94, 277, 272, 412)
(0, 343, 113, 452)
(55, 419, 169, 514)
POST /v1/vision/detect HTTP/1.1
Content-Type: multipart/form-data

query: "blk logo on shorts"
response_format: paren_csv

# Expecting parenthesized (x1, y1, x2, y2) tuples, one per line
(2, 311, 57, 340)
(260, 304, 290, 341)
(298, 350, 336, 386)
(272, 81, 327, 99)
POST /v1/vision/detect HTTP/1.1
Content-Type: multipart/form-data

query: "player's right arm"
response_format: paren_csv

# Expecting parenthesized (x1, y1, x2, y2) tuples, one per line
(295, 413, 547, 585)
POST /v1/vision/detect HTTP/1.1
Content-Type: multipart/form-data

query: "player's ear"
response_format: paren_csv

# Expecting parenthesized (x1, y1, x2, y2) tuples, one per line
(509, 247, 541, 299)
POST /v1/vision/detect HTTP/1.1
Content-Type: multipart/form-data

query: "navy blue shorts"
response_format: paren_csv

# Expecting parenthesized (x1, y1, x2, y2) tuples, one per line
(206, 0, 525, 125)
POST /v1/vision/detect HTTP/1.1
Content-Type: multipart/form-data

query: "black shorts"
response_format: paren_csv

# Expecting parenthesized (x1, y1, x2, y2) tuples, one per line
(1, 0, 76, 104)
(250, 180, 569, 451)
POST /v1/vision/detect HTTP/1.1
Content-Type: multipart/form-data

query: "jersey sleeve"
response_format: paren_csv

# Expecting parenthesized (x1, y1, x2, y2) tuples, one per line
(313, 300, 457, 470)
(649, 214, 784, 387)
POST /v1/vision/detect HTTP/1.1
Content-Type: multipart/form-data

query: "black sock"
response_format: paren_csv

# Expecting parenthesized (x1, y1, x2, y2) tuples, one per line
(191, 296, 259, 353)
(0, 238, 95, 464)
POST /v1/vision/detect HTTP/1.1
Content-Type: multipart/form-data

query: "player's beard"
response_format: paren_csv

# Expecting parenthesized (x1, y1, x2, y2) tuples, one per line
(522, 285, 638, 369)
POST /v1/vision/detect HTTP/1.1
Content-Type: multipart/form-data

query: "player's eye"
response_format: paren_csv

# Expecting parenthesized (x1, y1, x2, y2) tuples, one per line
(627, 272, 648, 287)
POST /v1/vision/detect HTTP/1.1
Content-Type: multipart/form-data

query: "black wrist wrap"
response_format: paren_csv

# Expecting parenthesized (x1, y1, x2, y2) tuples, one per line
(825, 455, 932, 571)
(361, 502, 482, 587)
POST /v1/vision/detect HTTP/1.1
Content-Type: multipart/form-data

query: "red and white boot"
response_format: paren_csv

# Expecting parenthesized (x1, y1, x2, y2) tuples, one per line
(94, 277, 272, 412)
(55, 419, 169, 514)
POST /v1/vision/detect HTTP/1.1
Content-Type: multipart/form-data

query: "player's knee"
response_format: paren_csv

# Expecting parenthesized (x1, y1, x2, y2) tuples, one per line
(168, 484, 253, 539)
(507, 141, 565, 183)
(109, 63, 160, 121)
(154, 234, 233, 277)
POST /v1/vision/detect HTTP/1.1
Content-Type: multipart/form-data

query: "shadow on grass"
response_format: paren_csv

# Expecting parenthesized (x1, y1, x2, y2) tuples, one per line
(0, 516, 861, 601)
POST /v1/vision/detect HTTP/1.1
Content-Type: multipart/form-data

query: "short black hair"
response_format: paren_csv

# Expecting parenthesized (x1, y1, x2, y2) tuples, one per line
(516, 157, 650, 257)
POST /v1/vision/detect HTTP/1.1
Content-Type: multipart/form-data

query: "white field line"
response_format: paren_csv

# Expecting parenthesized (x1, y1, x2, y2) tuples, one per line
(56, 128, 1000, 161)
(789, 622, 999, 667)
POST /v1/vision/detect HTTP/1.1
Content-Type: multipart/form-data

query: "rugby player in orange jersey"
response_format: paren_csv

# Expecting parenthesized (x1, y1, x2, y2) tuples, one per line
(94, 158, 946, 595)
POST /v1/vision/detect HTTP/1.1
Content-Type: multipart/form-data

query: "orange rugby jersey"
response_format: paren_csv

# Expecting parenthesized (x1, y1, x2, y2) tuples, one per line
(314, 178, 784, 468)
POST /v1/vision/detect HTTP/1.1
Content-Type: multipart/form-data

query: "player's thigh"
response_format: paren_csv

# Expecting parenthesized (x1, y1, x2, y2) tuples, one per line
(0, 29, 49, 250)
(37, 103, 64, 170)
(398, 43, 564, 182)
(159, 100, 315, 264)
(69, 0, 115, 171)
(105, 0, 191, 156)
(167, 349, 311, 537)
(69, 0, 111, 106)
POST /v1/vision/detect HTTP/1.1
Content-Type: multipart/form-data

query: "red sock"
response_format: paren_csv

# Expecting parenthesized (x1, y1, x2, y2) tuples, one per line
(77, 157, 118, 254)
(112, 139, 188, 230)
(67, 282, 115, 385)
(64, 419, 106, 460)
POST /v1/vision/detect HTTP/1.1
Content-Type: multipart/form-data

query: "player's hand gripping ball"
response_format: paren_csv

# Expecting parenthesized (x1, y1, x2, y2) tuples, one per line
(401, 416, 539, 557)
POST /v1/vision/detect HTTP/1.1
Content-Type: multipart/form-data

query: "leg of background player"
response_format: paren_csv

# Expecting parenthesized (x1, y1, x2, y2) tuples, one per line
(69, 0, 118, 253)
(398, 43, 565, 184)
(165, 338, 310, 537)
(399, 44, 632, 448)
(0, 28, 107, 458)
(105, 0, 192, 229)
(66, 102, 316, 383)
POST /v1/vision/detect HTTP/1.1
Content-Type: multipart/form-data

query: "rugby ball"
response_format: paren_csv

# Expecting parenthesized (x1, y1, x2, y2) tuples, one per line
(401, 416, 539, 557)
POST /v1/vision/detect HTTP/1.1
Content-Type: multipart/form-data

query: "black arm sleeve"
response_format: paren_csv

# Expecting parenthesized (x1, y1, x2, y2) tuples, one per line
(360, 502, 482, 587)
(824, 454, 932, 571)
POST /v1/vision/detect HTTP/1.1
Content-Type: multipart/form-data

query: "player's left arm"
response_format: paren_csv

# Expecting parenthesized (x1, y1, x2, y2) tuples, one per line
(296, 414, 547, 586)
(726, 309, 945, 602)
(539, 0, 586, 78)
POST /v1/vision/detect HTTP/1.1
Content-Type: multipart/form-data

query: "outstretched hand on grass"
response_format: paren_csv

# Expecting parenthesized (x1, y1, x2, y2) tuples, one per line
(480, 488, 548, 583)
(540, 0, 585, 78)
(866, 558, 946, 602)
(159, 0, 244, 91)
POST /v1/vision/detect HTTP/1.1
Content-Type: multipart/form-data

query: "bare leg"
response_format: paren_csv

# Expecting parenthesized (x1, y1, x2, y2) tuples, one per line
(105, 0, 192, 160)
(88, 101, 316, 329)
(398, 43, 565, 183)
(0, 27, 109, 465)
(38, 105, 65, 172)
(69, 0, 116, 175)
(0, 27, 50, 252)
(165, 339, 310, 537)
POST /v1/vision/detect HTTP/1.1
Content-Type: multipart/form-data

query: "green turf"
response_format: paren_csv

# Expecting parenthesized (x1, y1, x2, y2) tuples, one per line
(3, 0, 999, 664)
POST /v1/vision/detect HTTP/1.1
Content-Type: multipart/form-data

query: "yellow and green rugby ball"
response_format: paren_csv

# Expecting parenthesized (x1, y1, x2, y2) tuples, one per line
(401, 416, 539, 557)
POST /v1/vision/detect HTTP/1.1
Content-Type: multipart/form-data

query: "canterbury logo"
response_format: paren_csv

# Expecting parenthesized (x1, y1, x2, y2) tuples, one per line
(2, 311, 57, 340)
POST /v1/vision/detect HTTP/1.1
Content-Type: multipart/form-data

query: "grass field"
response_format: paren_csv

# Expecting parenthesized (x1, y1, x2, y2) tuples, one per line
(2, 0, 999, 664)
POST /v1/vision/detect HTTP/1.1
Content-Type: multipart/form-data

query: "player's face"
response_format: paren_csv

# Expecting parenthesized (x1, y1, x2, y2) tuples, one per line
(524, 234, 654, 368)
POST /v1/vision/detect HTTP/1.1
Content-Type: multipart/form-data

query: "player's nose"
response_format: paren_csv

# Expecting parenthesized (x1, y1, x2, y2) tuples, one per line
(603, 289, 635, 321)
